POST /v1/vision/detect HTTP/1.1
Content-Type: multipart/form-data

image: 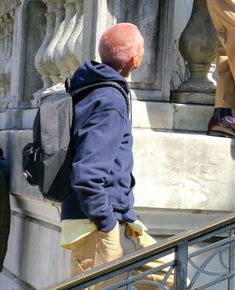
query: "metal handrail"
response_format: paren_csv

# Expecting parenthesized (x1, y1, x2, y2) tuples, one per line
(43, 212, 235, 290)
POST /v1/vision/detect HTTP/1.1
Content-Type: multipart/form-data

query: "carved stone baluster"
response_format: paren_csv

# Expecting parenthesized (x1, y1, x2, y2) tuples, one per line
(54, 0, 76, 82)
(34, 0, 56, 97)
(43, 0, 65, 87)
(4, 11, 14, 96)
(172, 0, 217, 104)
(63, 0, 83, 76)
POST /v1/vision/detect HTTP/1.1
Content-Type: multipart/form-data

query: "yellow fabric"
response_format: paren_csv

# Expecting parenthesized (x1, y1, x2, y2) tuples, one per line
(60, 219, 96, 249)
(60, 218, 147, 250)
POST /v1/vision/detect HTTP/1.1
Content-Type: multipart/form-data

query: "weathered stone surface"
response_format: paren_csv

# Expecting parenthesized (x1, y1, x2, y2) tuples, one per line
(1, 128, 235, 213)
(0, 268, 34, 290)
(173, 103, 214, 131)
(172, 91, 215, 105)
(133, 129, 235, 211)
(22, 108, 37, 129)
(0, 109, 22, 130)
(2, 213, 70, 289)
(132, 101, 174, 130)
(9, 102, 214, 132)
(0, 130, 42, 199)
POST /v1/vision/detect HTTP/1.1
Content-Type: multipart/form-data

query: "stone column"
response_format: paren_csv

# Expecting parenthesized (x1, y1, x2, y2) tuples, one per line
(172, 0, 217, 104)
(34, 0, 56, 98)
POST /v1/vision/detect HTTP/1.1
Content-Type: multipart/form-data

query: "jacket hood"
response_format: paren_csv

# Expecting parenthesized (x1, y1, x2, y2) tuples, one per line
(67, 60, 130, 95)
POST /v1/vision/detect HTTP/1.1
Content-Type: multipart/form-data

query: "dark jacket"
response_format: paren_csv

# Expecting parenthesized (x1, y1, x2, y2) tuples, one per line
(61, 61, 137, 232)
(0, 149, 10, 272)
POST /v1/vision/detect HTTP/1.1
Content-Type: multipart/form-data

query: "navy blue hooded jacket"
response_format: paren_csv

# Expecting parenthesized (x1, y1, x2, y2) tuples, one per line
(61, 61, 137, 232)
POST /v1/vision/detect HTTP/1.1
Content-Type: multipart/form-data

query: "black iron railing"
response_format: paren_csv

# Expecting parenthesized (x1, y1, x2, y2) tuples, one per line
(43, 212, 235, 290)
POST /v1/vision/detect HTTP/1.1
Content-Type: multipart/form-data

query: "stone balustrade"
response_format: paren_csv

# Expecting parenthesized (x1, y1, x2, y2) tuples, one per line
(0, 0, 177, 110)
(0, 0, 218, 111)
(34, 0, 83, 100)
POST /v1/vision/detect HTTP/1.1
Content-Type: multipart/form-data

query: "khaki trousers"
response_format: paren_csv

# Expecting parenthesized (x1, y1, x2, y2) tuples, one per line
(207, 0, 235, 108)
(70, 222, 174, 290)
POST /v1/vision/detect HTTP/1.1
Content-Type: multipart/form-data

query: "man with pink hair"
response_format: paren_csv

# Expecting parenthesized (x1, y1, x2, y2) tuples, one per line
(98, 23, 144, 75)
(60, 23, 173, 289)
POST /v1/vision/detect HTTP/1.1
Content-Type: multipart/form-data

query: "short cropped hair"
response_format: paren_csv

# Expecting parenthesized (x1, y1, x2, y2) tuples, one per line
(98, 23, 143, 71)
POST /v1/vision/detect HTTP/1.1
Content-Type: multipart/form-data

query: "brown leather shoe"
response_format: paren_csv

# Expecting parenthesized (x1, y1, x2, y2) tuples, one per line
(207, 116, 235, 138)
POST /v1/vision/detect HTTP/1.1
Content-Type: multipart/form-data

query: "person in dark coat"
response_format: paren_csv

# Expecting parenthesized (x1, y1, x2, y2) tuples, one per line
(0, 147, 10, 272)
(60, 23, 174, 289)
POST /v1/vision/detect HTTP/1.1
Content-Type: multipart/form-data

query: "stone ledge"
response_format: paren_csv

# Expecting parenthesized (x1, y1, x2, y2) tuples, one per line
(10, 194, 231, 236)
(0, 101, 214, 132)
(0, 268, 34, 290)
(10, 193, 61, 227)
(133, 129, 235, 211)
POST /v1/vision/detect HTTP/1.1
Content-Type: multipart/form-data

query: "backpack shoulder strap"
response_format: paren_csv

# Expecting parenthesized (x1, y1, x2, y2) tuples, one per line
(67, 81, 130, 115)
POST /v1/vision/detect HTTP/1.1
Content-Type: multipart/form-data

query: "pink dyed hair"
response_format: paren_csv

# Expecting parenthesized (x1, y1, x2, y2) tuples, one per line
(98, 23, 144, 71)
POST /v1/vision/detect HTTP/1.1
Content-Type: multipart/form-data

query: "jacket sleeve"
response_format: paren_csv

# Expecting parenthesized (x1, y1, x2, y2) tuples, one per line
(72, 108, 127, 232)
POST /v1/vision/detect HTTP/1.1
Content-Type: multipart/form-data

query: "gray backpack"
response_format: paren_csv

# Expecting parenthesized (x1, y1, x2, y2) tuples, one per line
(22, 82, 128, 201)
